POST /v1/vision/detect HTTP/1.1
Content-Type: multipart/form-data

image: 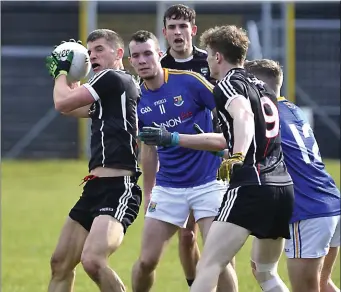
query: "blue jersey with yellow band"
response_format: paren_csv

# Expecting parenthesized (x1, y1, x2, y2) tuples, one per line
(138, 68, 221, 188)
(278, 97, 340, 223)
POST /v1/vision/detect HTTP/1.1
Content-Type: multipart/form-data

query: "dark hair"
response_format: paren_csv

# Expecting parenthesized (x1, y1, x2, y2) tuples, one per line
(244, 59, 283, 91)
(87, 29, 124, 49)
(129, 30, 160, 53)
(163, 4, 196, 27)
(200, 25, 249, 66)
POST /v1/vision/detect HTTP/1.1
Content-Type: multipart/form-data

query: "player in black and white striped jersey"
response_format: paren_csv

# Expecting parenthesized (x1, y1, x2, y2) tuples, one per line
(46, 29, 141, 292)
(138, 25, 294, 292)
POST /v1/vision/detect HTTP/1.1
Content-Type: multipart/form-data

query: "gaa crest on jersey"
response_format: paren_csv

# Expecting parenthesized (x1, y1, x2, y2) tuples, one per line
(173, 95, 184, 107)
(200, 67, 209, 76)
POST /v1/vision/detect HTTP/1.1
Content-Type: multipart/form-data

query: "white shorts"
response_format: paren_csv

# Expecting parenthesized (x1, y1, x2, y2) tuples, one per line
(285, 215, 340, 259)
(146, 180, 227, 228)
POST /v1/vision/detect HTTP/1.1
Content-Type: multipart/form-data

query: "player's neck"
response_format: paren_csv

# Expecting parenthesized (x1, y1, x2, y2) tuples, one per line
(144, 68, 165, 91)
(218, 63, 243, 81)
(169, 45, 193, 60)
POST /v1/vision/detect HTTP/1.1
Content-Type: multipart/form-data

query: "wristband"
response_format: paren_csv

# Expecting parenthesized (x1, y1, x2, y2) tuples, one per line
(171, 132, 180, 146)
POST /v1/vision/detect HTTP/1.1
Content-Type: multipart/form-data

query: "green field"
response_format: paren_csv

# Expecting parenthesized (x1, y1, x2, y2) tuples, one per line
(2, 159, 340, 292)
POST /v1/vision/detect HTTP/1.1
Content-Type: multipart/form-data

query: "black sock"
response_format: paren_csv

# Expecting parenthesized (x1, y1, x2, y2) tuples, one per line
(186, 279, 194, 287)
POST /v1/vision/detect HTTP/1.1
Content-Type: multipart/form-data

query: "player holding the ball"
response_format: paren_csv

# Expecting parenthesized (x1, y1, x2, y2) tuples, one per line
(45, 30, 141, 292)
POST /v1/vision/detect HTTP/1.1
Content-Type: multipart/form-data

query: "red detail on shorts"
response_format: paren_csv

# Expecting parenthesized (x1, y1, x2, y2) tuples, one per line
(79, 175, 98, 186)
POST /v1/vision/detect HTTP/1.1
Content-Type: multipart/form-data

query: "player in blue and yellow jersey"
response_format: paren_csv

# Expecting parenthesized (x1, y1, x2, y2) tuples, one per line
(128, 30, 237, 292)
(244, 59, 340, 292)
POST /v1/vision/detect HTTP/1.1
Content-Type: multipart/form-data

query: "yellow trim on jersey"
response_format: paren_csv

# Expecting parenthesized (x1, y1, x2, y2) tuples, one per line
(164, 68, 169, 83)
(277, 96, 287, 101)
(168, 69, 214, 93)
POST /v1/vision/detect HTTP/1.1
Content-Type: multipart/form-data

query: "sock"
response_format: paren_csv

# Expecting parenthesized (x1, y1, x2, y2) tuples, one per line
(186, 279, 194, 287)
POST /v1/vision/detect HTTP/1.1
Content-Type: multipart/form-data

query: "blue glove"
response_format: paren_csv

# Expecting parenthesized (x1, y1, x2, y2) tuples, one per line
(139, 123, 179, 147)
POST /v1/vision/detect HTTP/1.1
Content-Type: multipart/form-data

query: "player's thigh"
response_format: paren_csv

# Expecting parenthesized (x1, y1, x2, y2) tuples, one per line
(178, 210, 199, 241)
(189, 180, 226, 223)
(82, 215, 124, 259)
(251, 237, 285, 264)
(285, 216, 340, 259)
(197, 221, 250, 270)
(146, 185, 189, 228)
(197, 216, 214, 243)
(51, 216, 88, 270)
(139, 217, 178, 265)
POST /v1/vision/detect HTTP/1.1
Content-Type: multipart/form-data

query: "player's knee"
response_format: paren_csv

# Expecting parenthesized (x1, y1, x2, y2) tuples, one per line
(179, 228, 196, 247)
(250, 260, 289, 292)
(138, 255, 159, 274)
(50, 253, 75, 279)
(81, 252, 104, 282)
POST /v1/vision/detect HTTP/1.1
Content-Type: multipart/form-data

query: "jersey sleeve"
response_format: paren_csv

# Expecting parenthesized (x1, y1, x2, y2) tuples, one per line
(83, 70, 124, 101)
(189, 72, 216, 110)
(214, 78, 245, 110)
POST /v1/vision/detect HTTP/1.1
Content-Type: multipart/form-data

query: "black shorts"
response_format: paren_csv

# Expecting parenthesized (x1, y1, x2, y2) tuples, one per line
(215, 184, 294, 239)
(69, 176, 142, 233)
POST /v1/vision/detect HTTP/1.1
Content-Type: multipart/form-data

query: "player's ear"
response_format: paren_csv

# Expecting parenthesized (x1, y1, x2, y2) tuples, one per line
(158, 51, 164, 58)
(216, 52, 223, 64)
(191, 25, 198, 36)
(162, 27, 167, 38)
(116, 48, 124, 60)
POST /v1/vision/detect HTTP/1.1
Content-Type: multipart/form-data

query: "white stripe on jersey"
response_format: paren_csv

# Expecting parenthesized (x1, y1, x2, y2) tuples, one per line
(83, 83, 100, 101)
(252, 135, 261, 185)
(194, 46, 207, 54)
(120, 91, 139, 172)
(88, 69, 111, 86)
(100, 120, 105, 166)
(218, 70, 239, 98)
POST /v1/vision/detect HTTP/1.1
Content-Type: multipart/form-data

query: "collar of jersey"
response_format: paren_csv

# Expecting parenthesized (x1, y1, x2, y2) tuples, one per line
(277, 96, 286, 101)
(166, 45, 201, 61)
(143, 68, 169, 91)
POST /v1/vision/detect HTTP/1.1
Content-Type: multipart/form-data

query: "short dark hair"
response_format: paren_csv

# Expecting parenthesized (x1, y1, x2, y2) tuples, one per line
(87, 29, 124, 49)
(129, 30, 160, 53)
(163, 4, 196, 27)
(244, 59, 283, 91)
(200, 25, 249, 66)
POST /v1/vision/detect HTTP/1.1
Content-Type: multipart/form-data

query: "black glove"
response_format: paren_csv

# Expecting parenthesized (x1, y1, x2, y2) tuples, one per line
(139, 123, 180, 147)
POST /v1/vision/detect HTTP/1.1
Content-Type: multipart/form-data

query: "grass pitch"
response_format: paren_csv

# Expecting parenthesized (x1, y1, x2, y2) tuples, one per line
(2, 159, 340, 291)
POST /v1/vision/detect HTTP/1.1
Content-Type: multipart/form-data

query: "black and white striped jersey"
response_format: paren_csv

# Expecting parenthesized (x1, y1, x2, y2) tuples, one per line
(83, 69, 141, 175)
(160, 46, 211, 81)
(214, 68, 292, 187)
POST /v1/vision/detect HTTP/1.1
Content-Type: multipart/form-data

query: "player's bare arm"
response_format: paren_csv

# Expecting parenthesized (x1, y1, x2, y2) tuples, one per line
(227, 95, 254, 156)
(140, 142, 159, 212)
(53, 75, 95, 113)
(59, 82, 91, 118)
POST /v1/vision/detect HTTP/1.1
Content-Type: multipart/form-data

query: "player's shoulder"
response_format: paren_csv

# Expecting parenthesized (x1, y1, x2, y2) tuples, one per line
(215, 68, 246, 96)
(193, 46, 208, 59)
(88, 68, 128, 84)
(168, 68, 213, 90)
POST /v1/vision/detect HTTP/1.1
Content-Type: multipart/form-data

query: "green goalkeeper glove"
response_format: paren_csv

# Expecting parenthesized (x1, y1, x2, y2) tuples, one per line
(139, 123, 179, 147)
(45, 50, 74, 79)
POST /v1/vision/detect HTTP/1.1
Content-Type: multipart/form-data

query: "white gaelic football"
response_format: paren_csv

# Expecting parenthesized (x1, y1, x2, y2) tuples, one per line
(53, 41, 91, 82)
